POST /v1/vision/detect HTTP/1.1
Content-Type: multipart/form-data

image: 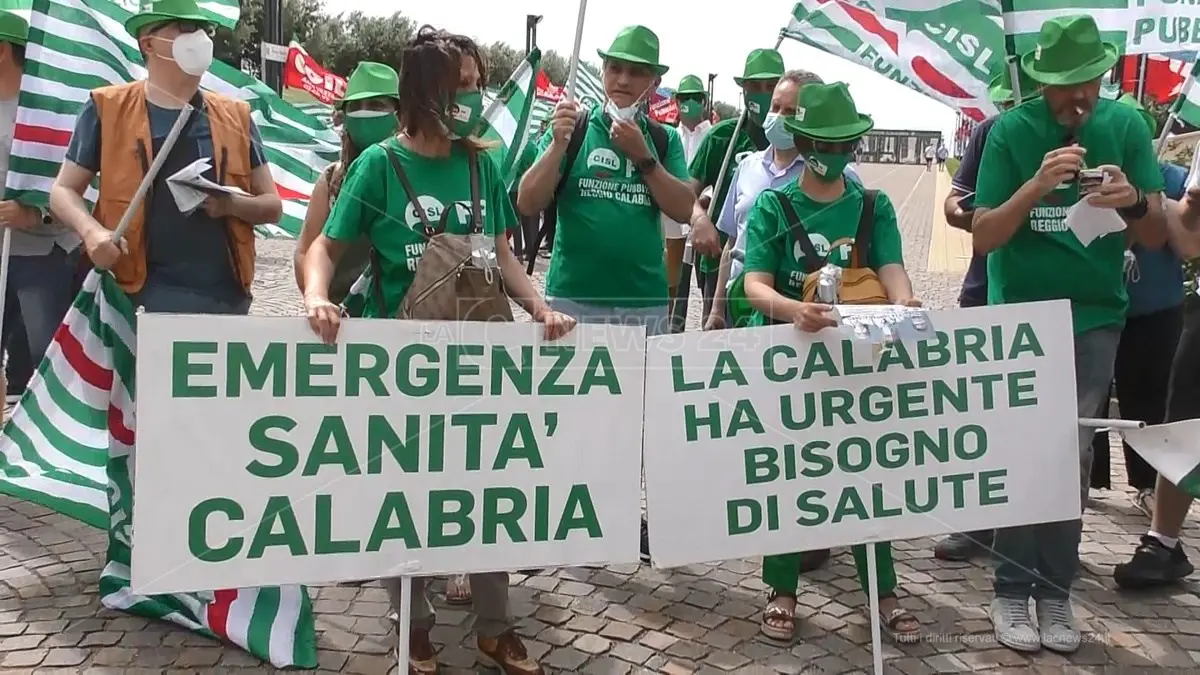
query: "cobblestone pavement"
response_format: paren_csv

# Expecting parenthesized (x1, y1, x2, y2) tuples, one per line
(3, 164, 1199, 674)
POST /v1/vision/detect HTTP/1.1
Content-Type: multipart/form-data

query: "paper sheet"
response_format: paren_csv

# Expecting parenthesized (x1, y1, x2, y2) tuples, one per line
(1065, 196, 1126, 247)
(830, 305, 935, 344)
(166, 157, 250, 215)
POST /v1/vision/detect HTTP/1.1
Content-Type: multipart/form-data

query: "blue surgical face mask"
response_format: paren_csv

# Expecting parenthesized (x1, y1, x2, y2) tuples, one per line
(763, 112, 794, 151)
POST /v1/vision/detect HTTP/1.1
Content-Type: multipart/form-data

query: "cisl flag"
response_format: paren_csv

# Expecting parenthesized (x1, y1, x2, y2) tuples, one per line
(283, 41, 347, 105)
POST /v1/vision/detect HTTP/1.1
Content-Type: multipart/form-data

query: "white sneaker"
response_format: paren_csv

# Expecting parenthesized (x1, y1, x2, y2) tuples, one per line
(989, 597, 1040, 652)
(1036, 597, 1081, 653)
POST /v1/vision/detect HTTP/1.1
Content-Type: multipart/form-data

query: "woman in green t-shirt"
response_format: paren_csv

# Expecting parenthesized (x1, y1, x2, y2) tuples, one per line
(301, 26, 572, 675)
(741, 82, 922, 645)
(294, 61, 400, 311)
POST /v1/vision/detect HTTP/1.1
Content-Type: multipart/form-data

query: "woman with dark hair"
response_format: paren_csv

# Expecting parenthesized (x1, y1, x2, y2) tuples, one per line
(293, 62, 398, 306)
(301, 26, 571, 675)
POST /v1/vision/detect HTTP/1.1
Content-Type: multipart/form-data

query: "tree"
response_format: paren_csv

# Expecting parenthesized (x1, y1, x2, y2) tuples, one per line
(483, 41, 523, 88)
(713, 101, 738, 120)
(220, 0, 324, 75)
(306, 11, 415, 76)
(541, 50, 570, 84)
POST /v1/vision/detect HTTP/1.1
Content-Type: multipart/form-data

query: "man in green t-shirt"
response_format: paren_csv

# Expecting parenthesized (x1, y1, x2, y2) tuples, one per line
(686, 48, 783, 318)
(972, 16, 1167, 655)
(516, 25, 695, 566)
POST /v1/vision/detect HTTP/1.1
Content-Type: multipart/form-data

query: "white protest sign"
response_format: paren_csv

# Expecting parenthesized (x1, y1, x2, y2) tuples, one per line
(131, 316, 646, 594)
(643, 301, 1080, 569)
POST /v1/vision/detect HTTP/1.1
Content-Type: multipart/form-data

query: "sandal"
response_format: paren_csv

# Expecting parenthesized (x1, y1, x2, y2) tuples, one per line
(879, 605, 921, 644)
(445, 574, 472, 605)
(760, 592, 796, 641)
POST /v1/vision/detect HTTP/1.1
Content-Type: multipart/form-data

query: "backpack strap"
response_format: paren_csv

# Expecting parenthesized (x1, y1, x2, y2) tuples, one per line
(527, 109, 590, 274)
(646, 120, 669, 163)
(770, 190, 823, 275)
(385, 146, 440, 238)
(465, 146, 483, 233)
(745, 118, 769, 151)
(851, 189, 877, 269)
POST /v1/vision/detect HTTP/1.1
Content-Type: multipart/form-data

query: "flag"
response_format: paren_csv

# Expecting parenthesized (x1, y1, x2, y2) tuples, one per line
(1001, 2, 1200, 57)
(340, 48, 545, 317)
(6, 0, 339, 239)
(0, 271, 318, 668)
(1118, 54, 1188, 104)
(1123, 420, 1200, 498)
(782, 0, 1000, 122)
(479, 47, 542, 185)
(1173, 60, 1200, 128)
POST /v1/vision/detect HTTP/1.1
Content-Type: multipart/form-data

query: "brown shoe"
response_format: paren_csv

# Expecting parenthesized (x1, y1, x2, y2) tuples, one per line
(405, 628, 439, 675)
(477, 630, 542, 675)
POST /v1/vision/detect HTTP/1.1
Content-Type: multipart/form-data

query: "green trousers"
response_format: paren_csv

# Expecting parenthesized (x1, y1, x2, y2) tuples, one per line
(762, 543, 897, 597)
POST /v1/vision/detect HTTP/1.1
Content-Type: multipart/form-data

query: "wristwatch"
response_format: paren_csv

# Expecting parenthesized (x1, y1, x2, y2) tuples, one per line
(1117, 190, 1148, 220)
(635, 156, 659, 175)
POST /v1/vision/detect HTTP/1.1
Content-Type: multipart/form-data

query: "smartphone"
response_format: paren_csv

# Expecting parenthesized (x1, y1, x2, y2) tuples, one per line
(1078, 168, 1105, 194)
(957, 191, 976, 212)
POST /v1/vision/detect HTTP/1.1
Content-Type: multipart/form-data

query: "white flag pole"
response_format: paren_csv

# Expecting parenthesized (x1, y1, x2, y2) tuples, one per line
(395, 576, 412, 674)
(563, 0, 588, 102)
(866, 542, 884, 675)
(0, 226, 11, 419)
(109, 103, 194, 246)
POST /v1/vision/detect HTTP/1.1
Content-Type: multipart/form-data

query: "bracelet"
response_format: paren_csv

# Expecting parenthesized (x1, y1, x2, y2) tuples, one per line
(1117, 191, 1148, 220)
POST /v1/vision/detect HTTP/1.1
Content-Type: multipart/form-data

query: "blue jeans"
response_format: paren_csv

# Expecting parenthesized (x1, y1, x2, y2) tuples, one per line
(547, 297, 670, 337)
(130, 284, 251, 315)
(992, 326, 1120, 601)
(2, 247, 80, 392)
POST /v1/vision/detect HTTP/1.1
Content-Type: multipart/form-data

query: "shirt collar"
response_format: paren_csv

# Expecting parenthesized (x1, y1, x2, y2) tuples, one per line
(761, 147, 805, 174)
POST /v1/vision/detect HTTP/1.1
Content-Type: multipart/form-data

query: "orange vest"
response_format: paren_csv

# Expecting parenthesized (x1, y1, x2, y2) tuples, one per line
(91, 81, 256, 294)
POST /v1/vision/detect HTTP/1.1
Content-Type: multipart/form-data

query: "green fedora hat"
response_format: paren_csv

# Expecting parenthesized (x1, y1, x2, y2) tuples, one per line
(675, 74, 706, 96)
(783, 81, 873, 141)
(988, 60, 1040, 105)
(1117, 93, 1157, 136)
(125, 0, 212, 39)
(597, 25, 668, 75)
(1021, 15, 1119, 87)
(734, 48, 784, 86)
(338, 62, 400, 109)
(0, 11, 28, 46)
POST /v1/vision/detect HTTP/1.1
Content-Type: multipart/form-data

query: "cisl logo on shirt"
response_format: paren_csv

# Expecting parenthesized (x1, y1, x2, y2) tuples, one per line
(404, 196, 488, 229)
(793, 234, 853, 265)
(587, 148, 622, 173)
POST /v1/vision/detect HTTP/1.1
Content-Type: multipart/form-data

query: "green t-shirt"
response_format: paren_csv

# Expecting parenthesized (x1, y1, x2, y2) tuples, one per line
(322, 138, 517, 318)
(539, 104, 690, 307)
(689, 117, 767, 273)
(743, 180, 904, 301)
(975, 97, 1165, 335)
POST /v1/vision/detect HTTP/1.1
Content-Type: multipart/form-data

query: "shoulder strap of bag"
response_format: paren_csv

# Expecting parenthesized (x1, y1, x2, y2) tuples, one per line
(369, 248, 387, 318)
(771, 189, 823, 275)
(745, 119, 769, 151)
(554, 108, 591, 198)
(467, 147, 482, 233)
(851, 189, 877, 269)
(647, 120, 669, 162)
(385, 146, 440, 238)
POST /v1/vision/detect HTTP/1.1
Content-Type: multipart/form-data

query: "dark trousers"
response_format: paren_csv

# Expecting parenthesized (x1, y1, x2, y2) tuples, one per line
(1090, 305, 1184, 490)
(1167, 295, 1200, 423)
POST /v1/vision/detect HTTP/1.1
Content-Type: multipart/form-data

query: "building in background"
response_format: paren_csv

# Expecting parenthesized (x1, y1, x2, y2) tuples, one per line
(858, 129, 942, 164)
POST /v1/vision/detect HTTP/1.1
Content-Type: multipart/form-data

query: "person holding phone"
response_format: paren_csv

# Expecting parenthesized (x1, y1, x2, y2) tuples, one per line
(934, 60, 1039, 563)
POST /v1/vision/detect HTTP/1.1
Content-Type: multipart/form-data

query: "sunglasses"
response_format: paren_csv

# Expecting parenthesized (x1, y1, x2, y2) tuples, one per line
(151, 20, 215, 37)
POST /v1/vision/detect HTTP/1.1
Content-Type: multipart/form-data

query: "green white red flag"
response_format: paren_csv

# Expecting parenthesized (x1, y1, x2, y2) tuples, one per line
(0, 271, 318, 668)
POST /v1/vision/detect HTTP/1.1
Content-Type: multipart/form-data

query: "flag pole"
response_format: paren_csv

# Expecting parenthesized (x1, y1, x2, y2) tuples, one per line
(669, 31, 786, 334)
(110, 103, 194, 246)
(563, 0, 588, 102)
(1155, 60, 1200, 155)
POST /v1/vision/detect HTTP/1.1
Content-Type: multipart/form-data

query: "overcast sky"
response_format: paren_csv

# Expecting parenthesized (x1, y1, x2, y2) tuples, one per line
(338, 0, 958, 139)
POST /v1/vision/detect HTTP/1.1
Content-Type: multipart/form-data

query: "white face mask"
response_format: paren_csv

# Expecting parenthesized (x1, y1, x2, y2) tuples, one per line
(166, 30, 213, 76)
(604, 87, 650, 123)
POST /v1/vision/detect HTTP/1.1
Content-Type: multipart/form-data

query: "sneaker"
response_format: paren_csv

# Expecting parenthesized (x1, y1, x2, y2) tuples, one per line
(1114, 534, 1194, 589)
(989, 597, 1040, 653)
(1132, 489, 1155, 519)
(639, 518, 651, 563)
(934, 530, 993, 561)
(1035, 597, 1081, 653)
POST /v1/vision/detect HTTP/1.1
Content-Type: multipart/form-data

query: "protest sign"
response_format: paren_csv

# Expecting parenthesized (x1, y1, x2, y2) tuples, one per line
(131, 317, 646, 594)
(642, 301, 1080, 569)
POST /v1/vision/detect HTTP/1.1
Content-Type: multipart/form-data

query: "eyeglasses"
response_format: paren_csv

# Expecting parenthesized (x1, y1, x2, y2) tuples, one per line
(151, 20, 215, 37)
